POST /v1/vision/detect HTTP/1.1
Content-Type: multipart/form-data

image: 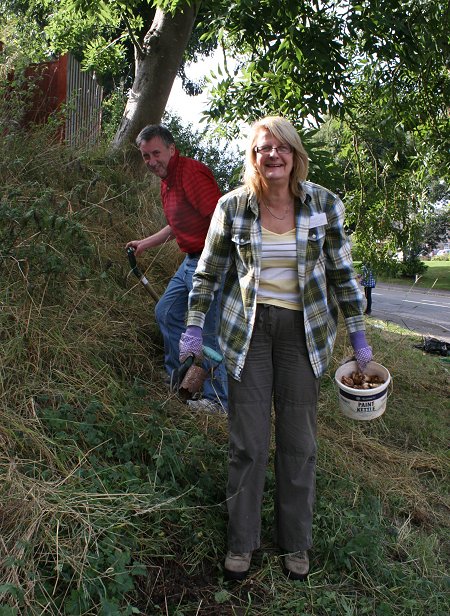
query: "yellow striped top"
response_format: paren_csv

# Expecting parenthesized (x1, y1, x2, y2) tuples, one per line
(257, 227, 302, 310)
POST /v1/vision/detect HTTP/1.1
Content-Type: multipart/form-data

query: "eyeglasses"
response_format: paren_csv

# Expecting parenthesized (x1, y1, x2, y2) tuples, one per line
(254, 144, 293, 155)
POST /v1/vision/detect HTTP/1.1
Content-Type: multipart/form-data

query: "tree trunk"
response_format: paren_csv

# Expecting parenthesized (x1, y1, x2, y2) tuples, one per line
(110, 2, 201, 153)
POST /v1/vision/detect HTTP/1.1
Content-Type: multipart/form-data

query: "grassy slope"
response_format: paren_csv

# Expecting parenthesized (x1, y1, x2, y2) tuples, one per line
(0, 133, 449, 616)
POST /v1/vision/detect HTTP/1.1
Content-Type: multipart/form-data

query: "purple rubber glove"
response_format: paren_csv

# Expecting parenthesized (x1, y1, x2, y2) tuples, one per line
(349, 330, 373, 372)
(179, 325, 203, 363)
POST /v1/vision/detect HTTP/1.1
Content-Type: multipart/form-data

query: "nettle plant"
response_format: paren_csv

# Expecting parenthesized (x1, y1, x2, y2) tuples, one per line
(1, 185, 94, 287)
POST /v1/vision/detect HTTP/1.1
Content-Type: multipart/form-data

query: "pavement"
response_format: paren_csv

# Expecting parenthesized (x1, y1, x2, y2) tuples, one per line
(369, 282, 450, 344)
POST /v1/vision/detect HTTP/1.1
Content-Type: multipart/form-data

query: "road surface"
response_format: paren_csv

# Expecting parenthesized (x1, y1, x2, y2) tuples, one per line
(368, 283, 450, 343)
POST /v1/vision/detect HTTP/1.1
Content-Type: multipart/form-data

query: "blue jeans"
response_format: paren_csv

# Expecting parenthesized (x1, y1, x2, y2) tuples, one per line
(155, 254, 228, 407)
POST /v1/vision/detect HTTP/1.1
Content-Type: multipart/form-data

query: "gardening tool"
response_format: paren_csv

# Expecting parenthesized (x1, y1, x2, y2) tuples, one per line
(175, 345, 223, 402)
(126, 247, 223, 399)
(126, 246, 159, 302)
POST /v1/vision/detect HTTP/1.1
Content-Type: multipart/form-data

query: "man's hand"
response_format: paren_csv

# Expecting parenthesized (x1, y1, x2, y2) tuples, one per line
(349, 331, 373, 372)
(126, 226, 174, 257)
(126, 240, 145, 257)
(179, 326, 203, 363)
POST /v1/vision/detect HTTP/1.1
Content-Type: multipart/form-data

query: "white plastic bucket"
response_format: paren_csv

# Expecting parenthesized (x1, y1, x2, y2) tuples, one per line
(334, 360, 391, 421)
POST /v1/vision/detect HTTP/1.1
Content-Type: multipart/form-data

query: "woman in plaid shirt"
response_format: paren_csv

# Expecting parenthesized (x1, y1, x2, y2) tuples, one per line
(179, 117, 372, 581)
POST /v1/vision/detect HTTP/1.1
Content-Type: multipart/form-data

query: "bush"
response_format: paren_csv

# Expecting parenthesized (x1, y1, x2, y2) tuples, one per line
(395, 256, 428, 278)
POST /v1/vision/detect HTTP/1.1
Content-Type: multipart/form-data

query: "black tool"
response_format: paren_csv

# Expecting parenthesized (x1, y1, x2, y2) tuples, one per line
(126, 246, 159, 302)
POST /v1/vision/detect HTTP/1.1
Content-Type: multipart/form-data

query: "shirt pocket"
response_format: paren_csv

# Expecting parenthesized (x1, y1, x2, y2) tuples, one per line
(306, 226, 326, 261)
(231, 234, 253, 272)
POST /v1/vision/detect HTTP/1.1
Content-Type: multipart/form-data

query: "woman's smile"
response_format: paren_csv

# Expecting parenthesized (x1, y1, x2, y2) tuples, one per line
(254, 129, 293, 182)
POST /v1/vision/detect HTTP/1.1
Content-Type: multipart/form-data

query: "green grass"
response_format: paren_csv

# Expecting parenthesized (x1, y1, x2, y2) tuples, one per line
(0, 128, 449, 616)
(382, 261, 450, 292)
(355, 261, 450, 292)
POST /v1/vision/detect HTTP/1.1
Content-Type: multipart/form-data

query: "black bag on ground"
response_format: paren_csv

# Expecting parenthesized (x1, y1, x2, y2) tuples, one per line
(414, 336, 449, 356)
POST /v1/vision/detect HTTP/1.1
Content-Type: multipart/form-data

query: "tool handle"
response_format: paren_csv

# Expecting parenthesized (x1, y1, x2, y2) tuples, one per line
(126, 247, 159, 302)
(127, 246, 138, 271)
(202, 345, 223, 364)
(180, 346, 222, 373)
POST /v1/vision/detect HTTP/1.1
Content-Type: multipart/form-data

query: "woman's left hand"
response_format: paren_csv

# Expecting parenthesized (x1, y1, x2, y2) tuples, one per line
(349, 331, 373, 372)
(179, 326, 203, 363)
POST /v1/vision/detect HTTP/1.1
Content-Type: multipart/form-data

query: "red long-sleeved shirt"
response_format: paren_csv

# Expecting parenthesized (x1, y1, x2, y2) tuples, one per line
(160, 150, 221, 253)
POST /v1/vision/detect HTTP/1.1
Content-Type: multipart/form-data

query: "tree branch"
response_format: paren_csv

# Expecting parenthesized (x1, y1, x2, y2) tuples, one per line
(123, 13, 144, 59)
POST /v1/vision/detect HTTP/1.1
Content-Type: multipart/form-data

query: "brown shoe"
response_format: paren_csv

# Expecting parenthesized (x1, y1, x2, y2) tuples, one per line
(224, 551, 252, 581)
(283, 550, 309, 580)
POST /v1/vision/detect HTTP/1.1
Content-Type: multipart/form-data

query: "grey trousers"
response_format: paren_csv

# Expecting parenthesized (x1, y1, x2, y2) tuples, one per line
(227, 304, 320, 553)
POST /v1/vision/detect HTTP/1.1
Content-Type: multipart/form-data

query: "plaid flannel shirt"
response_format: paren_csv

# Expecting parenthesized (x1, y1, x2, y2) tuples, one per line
(187, 182, 365, 380)
(361, 265, 376, 288)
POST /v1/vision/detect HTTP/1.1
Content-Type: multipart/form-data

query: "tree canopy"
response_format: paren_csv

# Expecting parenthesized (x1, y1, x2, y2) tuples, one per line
(1, 0, 448, 268)
(2, 1, 448, 140)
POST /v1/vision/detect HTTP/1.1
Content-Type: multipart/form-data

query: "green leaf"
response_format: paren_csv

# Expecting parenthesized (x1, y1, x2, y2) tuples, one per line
(0, 584, 24, 601)
(214, 589, 231, 604)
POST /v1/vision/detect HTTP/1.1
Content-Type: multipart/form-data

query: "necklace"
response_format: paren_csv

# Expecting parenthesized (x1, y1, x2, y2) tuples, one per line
(263, 200, 291, 220)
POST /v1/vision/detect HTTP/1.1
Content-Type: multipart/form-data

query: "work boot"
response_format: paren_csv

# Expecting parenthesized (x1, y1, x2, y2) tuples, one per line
(224, 551, 252, 581)
(283, 550, 309, 581)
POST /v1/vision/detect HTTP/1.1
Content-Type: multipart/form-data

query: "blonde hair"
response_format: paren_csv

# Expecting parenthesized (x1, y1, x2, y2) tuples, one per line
(242, 116, 309, 201)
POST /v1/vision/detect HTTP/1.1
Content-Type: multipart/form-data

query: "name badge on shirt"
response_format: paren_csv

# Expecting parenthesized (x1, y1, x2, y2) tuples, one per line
(309, 213, 328, 228)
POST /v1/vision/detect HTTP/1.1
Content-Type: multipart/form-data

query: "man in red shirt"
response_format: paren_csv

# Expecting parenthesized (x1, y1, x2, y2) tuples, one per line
(126, 125, 227, 413)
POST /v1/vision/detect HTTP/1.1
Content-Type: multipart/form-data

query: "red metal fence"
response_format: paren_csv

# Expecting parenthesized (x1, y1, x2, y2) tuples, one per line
(9, 53, 103, 147)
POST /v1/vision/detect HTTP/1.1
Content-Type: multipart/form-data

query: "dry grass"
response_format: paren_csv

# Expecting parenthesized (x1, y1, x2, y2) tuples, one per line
(0, 129, 448, 614)
(317, 323, 449, 527)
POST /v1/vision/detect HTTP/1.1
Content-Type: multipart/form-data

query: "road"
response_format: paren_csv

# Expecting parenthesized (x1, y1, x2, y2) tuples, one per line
(368, 283, 450, 343)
